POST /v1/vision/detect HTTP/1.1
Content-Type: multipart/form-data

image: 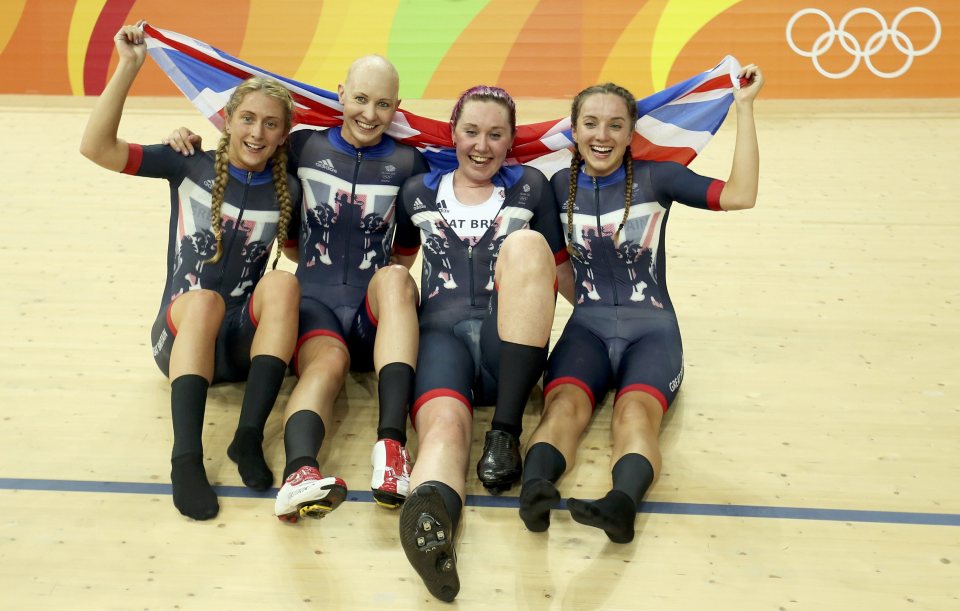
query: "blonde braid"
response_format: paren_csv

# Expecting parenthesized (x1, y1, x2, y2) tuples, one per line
(205, 133, 230, 264)
(566, 149, 582, 260)
(270, 145, 292, 270)
(614, 145, 633, 247)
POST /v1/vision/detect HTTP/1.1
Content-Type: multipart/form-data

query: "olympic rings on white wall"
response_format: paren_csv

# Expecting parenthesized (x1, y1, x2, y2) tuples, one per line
(786, 7, 941, 79)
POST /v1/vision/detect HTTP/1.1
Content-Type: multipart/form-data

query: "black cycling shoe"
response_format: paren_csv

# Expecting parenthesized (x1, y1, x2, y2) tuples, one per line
(399, 484, 460, 602)
(476, 430, 522, 494)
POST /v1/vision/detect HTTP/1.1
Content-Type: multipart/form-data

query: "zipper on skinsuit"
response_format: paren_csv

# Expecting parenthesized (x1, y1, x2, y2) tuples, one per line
(467, 244, 475, 307)
(593, 176, 619, 306)
(217, 170, 252, 292)
(343, 149, 363, 284)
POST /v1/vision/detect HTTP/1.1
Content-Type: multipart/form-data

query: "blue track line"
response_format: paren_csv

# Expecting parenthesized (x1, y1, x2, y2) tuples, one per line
(1, 477, 958, 526)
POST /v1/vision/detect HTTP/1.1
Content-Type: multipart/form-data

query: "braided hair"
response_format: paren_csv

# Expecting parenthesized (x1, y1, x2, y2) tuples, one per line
(565, 83, 639, 256)
(205, 76, 295, 266)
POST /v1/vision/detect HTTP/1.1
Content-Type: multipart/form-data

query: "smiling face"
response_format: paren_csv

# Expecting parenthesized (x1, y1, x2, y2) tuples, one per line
(452, 99, 515, 187)
(572, 92, 635, 177)
(225, 90, 288, 172)
(337, 56, 400, 148)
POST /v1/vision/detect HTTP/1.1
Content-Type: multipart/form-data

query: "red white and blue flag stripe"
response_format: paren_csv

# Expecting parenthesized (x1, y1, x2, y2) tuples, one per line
(141, 23, 741, 174)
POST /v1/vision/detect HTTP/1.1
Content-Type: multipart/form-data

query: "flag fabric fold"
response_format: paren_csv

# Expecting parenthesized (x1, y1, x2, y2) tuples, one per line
(141, 23, 740, 174)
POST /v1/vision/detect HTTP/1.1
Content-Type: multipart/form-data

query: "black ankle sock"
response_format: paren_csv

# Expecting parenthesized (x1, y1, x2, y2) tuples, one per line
(170, 375, 209, 458)
(518, 444, 566, 532)
(567, 490, 637, 544)
(237, 354, 288, 431)
(612, 453, 655, 507)
(171, 452, 219, 520)
(282, 410, 325, 481)
(519, 479, 561, 532)
(491, 341, 547, 438)
(522, 443, 567, 484)
(228, 426, 272, 490)
(423, 480, 463, 533)
(377, 362, 414, 444)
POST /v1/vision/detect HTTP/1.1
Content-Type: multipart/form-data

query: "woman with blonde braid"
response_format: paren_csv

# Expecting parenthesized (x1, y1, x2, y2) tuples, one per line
(81, 24, 301, 520)
(518, 68, 763, 543)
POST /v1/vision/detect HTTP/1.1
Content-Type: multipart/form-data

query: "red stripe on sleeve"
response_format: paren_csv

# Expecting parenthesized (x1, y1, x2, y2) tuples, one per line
(121, 143, 143, 175)
(707, 179, 725, 211)
(554, 248, 570, 265)
(393, 244, 421, 257)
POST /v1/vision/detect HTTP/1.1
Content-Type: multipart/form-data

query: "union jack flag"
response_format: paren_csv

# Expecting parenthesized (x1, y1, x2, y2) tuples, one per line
(141, 23, 741, 175)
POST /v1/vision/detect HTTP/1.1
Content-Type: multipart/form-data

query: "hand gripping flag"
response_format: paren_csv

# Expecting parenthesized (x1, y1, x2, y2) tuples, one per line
(140, 22, 742, 175)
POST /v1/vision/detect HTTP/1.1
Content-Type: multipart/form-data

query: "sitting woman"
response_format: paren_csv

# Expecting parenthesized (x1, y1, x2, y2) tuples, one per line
(80, 23, 301, 520)
(519, 66, 764, 543)
(392, 85, 572, 601)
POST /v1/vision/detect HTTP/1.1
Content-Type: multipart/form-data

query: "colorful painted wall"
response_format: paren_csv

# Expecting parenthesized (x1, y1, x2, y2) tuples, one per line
(1, 0, 956, 98)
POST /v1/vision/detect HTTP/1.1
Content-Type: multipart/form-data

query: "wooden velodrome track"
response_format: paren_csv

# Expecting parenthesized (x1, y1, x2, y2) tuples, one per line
(0, 95, 958, 610)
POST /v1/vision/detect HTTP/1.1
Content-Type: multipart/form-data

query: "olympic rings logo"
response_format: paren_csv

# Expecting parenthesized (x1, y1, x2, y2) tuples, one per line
(786, 7, 941, 79)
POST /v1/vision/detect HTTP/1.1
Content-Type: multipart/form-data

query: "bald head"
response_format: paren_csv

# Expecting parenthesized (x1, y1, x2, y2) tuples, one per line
(344, 55, 399, 99)
(337, 55, 401, 148)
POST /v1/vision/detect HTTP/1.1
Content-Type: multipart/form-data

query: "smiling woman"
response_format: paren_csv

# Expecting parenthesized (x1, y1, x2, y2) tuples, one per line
(78, 23, 302, 521)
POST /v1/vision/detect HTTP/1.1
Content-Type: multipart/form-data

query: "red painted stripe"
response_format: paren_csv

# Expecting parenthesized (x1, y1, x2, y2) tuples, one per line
(411, 389, 472, 422)
(121, 143, 143, 175)
(83, 0, 137, 95)
(544, 376, 595, 408)
(616, 384, 668, 413)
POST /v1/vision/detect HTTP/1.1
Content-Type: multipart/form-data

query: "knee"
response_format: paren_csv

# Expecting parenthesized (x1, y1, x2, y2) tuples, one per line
(257, 270, 300, 308)
(543, 388, 592, 431)
(298, 340, 350, 380)
(499, 230, 554, 278)
(419, 405, 471, 448)
(612, 396, 662, 433)
(177, 290, 225, 324)
(372, 265, 418, 306)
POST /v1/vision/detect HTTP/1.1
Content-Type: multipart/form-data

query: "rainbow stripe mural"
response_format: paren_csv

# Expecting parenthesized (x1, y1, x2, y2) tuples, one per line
(1, 0, 956, 98)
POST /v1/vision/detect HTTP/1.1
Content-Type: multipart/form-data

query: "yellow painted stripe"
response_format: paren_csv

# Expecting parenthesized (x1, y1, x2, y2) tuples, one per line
(650, 0, 742, 89)
(598, 0, 669, 97)
(0, 0, 28, 57)
(68, 0, 109, 96)
(294, 0, 400, 88)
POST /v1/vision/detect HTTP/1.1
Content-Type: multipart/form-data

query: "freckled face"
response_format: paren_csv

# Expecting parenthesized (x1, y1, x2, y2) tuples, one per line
(572, 93, 633, 177)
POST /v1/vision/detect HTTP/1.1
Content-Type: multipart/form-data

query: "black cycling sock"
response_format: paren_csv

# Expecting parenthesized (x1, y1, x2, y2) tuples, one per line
(611, 453, 655, 507)
(171, 452, 218, 520)
(519, 443, 567, 532)
(282, 410, 325, 481)
(377, 362, 414, 444)
(227, 427, 273, 490)
(422, 480, 463, 533)
(236, 354, 288, 431)
(170, 375, 209, 458)
(491, 341, 547, 438)
(567, 490, 637, 544)
(229, 355, 287, 490)
(567, 454, 654, 544)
